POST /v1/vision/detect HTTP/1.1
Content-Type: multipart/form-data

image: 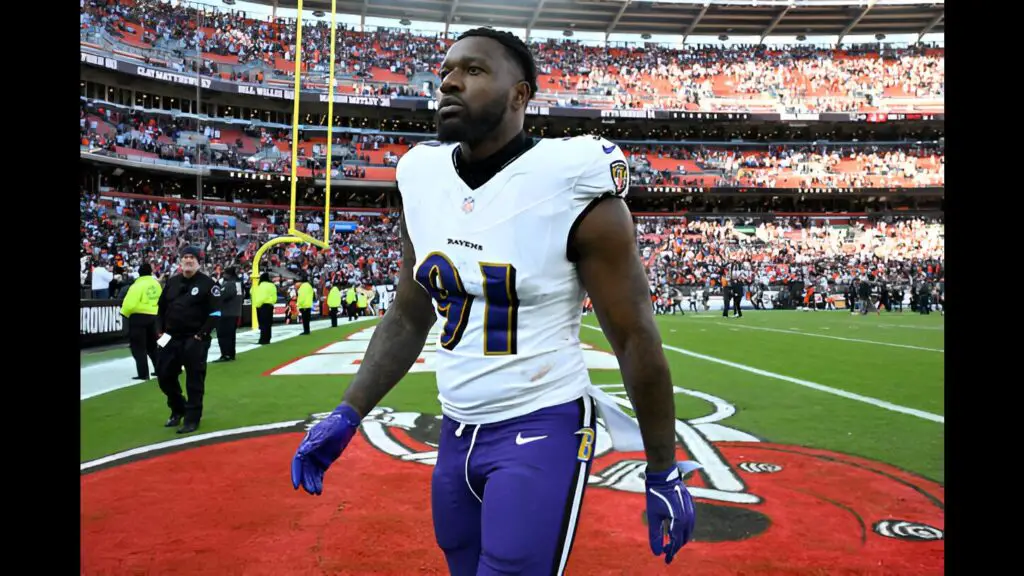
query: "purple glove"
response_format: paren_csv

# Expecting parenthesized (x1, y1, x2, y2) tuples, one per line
(645, 461, 699, 564)
(291, 403, 362, 495)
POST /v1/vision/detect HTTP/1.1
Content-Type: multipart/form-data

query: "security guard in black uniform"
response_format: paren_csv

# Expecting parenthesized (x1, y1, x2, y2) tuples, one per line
(156, 246, 222, 434)
(857, 277, 874, 315)
(731, 277, 744, 318)
(214, 266, 242, 362)
(892, 285, 904, 313)
(917, 280, 931, 315)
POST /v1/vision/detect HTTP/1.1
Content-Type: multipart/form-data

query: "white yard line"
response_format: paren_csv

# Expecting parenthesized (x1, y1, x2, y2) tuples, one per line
(875, 323, 945, 331)
(80, 420, 304, 471)
(714, 322, 943, 353)
(581, 324, 944, 424)
(772, 315, 945, 332)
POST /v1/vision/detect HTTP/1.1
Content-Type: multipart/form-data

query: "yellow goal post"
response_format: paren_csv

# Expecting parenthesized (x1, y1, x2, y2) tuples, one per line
(251, 0, 339, 329)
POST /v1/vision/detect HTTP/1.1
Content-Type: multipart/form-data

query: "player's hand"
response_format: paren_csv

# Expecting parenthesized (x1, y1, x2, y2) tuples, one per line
(644, 461, 699, 564)
(291, 403, 362, 495)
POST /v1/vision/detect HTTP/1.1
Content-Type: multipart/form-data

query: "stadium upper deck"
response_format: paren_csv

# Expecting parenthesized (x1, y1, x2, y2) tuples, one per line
(263, 0, 945, 40)
(80, 0, 944, 114)
(81, 98, 944, 188)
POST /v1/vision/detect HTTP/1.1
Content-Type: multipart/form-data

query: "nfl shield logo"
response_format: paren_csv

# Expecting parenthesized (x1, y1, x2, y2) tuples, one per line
(462, 197, 475, 213)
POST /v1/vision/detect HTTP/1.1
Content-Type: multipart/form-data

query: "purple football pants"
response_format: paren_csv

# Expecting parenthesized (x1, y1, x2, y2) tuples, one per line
(431, 397, 598, 576)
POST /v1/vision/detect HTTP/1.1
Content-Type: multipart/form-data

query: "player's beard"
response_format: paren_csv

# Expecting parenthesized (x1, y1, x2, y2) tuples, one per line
(436, 95, 507, 146)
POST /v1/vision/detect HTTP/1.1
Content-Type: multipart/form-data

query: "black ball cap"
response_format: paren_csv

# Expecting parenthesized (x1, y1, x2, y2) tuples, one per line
(181, 246, 202, 260)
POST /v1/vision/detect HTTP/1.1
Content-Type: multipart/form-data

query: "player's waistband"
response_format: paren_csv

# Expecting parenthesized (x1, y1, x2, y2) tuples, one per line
(442, 384, 644, 453)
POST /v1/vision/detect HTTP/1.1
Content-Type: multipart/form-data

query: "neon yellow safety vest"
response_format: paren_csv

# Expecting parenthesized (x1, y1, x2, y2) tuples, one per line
(327, 287, 342, 308)
(297, 282, 314, 309)
(253, 281, 277, 306)
(120, 275, 161, 317)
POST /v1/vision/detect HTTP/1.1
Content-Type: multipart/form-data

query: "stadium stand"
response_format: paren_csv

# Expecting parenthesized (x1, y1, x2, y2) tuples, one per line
(79, 0, 944, 312)
(80, 0, 944, 113)
(81, 174, 942, 309)
(81, 100, 943, 188)
(82, 187, 401, 299)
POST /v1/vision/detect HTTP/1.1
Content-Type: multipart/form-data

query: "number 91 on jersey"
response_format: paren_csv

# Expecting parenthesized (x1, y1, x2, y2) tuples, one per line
(414, 252, 520, 355)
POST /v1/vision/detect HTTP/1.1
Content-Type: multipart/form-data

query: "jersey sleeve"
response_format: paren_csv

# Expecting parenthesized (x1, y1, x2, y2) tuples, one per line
(395, 147, 414, 194)
(395, 145, 426, 226)
(395, 142, 442, 201)
(566, 138, 631, 261)
(573, 138, 630, 203)
(396, 142, 451, 251)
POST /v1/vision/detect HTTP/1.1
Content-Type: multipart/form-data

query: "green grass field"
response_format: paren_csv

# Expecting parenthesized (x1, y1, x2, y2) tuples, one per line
(80, 310, 944, 482)
(80, 346, 133, 366)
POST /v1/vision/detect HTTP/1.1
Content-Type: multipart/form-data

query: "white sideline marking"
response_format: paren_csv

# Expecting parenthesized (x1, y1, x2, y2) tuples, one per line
(876, 323, 945, 332)
(581, 324, 944, 424)
(718, 322, 944, 353)
(80, 421, 304, 471)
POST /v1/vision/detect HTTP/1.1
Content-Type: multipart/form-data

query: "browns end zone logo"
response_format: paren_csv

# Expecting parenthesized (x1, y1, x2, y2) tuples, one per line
(81, 383, 944, 575)
(355, 386, 944, 565)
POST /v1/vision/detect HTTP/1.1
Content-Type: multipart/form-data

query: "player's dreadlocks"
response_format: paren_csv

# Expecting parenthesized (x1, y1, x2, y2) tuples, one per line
(456, 27, 539, 99)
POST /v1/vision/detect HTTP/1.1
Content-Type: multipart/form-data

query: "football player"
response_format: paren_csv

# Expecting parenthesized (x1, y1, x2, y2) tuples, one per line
(290, 28, 697, 575)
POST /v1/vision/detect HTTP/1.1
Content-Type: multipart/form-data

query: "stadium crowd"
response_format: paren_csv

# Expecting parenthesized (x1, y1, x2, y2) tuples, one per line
(639, 215, 944, 307)
(81, 100, 944, 188)
(535, 42, 942, 112)
(81, 190, 401, 301)
(82, 186, 943, 310)
(81, 0, 944, 112)
(79, 101, 412, 178)
(624, 143, 943, 188)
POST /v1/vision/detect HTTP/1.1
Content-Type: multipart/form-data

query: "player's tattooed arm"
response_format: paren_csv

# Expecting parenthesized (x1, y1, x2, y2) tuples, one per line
(573, 198, 678, 471)
(341, 215, 436, 417)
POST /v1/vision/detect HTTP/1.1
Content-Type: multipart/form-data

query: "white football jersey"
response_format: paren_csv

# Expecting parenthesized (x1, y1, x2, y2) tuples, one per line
(398, 135, 631, 426)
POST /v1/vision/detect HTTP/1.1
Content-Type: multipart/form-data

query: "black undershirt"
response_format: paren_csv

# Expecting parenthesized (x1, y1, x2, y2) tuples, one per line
(453, 131, 535, 190)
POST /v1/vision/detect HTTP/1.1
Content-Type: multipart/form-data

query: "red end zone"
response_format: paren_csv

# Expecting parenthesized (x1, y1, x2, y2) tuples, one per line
(81, 434, 943, 576)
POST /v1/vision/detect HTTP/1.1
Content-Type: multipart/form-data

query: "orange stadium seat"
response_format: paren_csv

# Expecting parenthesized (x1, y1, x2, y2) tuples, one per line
(362, 167, 397, 181)
(216, 129, 260, 154)
(369, 67, 409, 84)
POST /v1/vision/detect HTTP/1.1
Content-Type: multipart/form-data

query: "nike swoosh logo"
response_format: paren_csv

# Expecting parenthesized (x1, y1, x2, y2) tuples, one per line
(515, 433, 548, 445)
(602, 145, 616, 154)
